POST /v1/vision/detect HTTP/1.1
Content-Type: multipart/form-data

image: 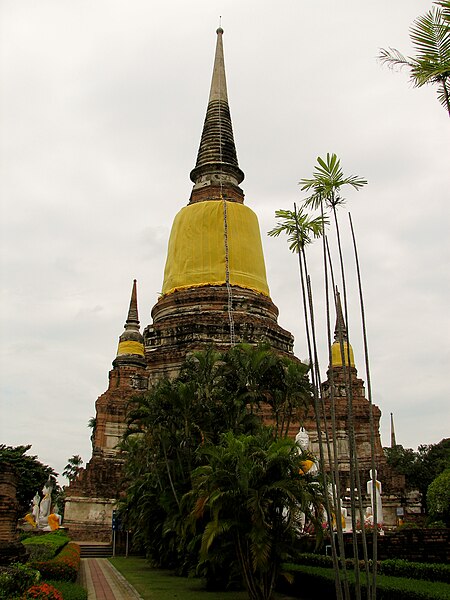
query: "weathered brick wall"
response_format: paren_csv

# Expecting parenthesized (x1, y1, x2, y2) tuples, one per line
(0, 464, 19, 542)
(378, 528, 450, 563)
(343, 529, 450, 563)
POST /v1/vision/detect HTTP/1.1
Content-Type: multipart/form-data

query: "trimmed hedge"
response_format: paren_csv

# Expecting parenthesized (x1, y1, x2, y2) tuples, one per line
(282, 564, 450, 600)
(379, 559, 450, 584)
(29, 542, 81, 582)
(290, 553, 450, 584)
(22, 531, 70, 561)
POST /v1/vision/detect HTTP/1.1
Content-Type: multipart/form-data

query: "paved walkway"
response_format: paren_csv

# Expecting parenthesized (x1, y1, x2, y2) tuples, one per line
(78, 558, 143, 600)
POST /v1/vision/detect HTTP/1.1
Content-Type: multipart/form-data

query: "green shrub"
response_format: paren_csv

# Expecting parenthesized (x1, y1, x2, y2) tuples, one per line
(397, 522, 421, 530)
(46, 579, 88, 600)
(22, 531, 70, 563)
(22, 531, 69, 561)
(25, 544, 57, 562)
(289, 552, 333, 568)
(379, 559, 450, 584)
(0, 562, 40, 599)
(426, 520, 447, 529)
(29, 542, 81, 582)
(282, 564, 450, 600)
(291, 553, 450, 584)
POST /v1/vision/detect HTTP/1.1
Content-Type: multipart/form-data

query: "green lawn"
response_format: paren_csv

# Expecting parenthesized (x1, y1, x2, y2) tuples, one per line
(109, 557, 300, 600)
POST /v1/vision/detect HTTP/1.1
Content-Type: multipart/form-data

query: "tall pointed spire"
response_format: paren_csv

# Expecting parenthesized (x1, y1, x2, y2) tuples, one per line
(334, 289, 348, 343)
(190, 28, 244, 204)
(113, 279, 145, 367)
(390, 412, 397, 447)
(331, 288, 355, 367)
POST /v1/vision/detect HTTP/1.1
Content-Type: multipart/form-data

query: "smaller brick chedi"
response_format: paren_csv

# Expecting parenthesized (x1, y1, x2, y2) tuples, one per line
(64, 28, 295, 540)
(64, 280, 147, 540)
(304, 292, 386, 488)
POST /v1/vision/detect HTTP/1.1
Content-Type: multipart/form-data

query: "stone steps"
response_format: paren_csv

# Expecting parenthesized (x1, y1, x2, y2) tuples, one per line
(79, 544, 113, 558)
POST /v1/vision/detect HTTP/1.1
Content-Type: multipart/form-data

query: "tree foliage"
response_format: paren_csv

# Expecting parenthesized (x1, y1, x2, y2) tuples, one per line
(378, 1, 450, 115)
(268, 207, 326, 254)
(187, 431, 323, 600)
(118, 345, 319, 593)
(0, 445, 58, 515)
(300, 153, 367, 211)
(62, 455, 83, 482)
(384, 438, 450, 512)
(427, 469, 450, 525)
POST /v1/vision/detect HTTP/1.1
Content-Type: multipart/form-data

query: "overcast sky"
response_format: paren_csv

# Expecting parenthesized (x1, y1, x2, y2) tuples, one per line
(1, 0, 449, 485)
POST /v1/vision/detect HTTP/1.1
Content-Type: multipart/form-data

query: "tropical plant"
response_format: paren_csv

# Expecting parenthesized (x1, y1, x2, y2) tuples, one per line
(378, 1, 450, 115)
(300, 153, 367, 212)
(270, 153, 377, 600)
(62, 455, 83, 483)
(268, 207, 326, 254)
(186, 430, 324, 600)
(0, 445, 58, 515)
(119, 345, 315, 585)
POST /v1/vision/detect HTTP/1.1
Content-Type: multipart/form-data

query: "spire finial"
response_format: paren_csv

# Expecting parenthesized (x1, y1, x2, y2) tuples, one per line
(334, 287, 348, 343)
(125, 278, 139, 326)
(390, 412, 397, 447)
(190, 27, 244, 194)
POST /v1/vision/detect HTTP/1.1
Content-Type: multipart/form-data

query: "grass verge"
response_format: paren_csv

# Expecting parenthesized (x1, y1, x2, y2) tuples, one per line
(109, 557, 299, 600)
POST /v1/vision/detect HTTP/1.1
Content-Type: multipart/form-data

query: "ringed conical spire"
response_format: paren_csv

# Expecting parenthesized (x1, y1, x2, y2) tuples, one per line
(190, 27, 244, 202)
(390, 412, 397, 447)
(331, 288, 355, 367)
(113, 279, 145, 367)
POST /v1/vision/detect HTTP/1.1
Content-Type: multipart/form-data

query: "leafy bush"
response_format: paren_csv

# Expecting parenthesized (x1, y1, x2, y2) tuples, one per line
(24, 544, 57, 562)
(46, 580, 88, 600)
(22, 583, 63, 599)
(289, 552, 333, 568)
(22, 531, 69, 556)
(397, 522, 421, 530)
(426, 520, 447, 529)
(282, 564, 450, 599)
(0, 563, 40, 599)
(379, 559, 450, 584)
(29, 543, 81, 582)
(290, 553, 450, 584)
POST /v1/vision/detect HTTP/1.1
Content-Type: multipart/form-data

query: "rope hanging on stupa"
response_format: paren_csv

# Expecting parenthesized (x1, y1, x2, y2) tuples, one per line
(216, 25, 235, 346)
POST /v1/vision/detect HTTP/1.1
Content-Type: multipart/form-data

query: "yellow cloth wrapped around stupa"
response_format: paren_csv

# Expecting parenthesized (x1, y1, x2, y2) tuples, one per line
(162, 200, 270, 296)
(331, 341, 355, 367)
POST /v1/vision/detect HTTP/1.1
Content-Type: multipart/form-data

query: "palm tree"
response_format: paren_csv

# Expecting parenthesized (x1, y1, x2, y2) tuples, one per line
(87, 416, 96, 451)
(269, 196, 352, 600)
(187, 430, 324, 600)
(62, 454, 83, 482)
(301, 154, 375, 600)
(378, 1, 450, 116)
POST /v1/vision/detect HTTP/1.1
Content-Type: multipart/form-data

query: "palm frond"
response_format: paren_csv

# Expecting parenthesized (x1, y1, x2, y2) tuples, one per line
(378, 4, 450, 114)
(377, 47, 416, 70)
(268, 207, 327, 253)
(300, 154, 367, 210)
